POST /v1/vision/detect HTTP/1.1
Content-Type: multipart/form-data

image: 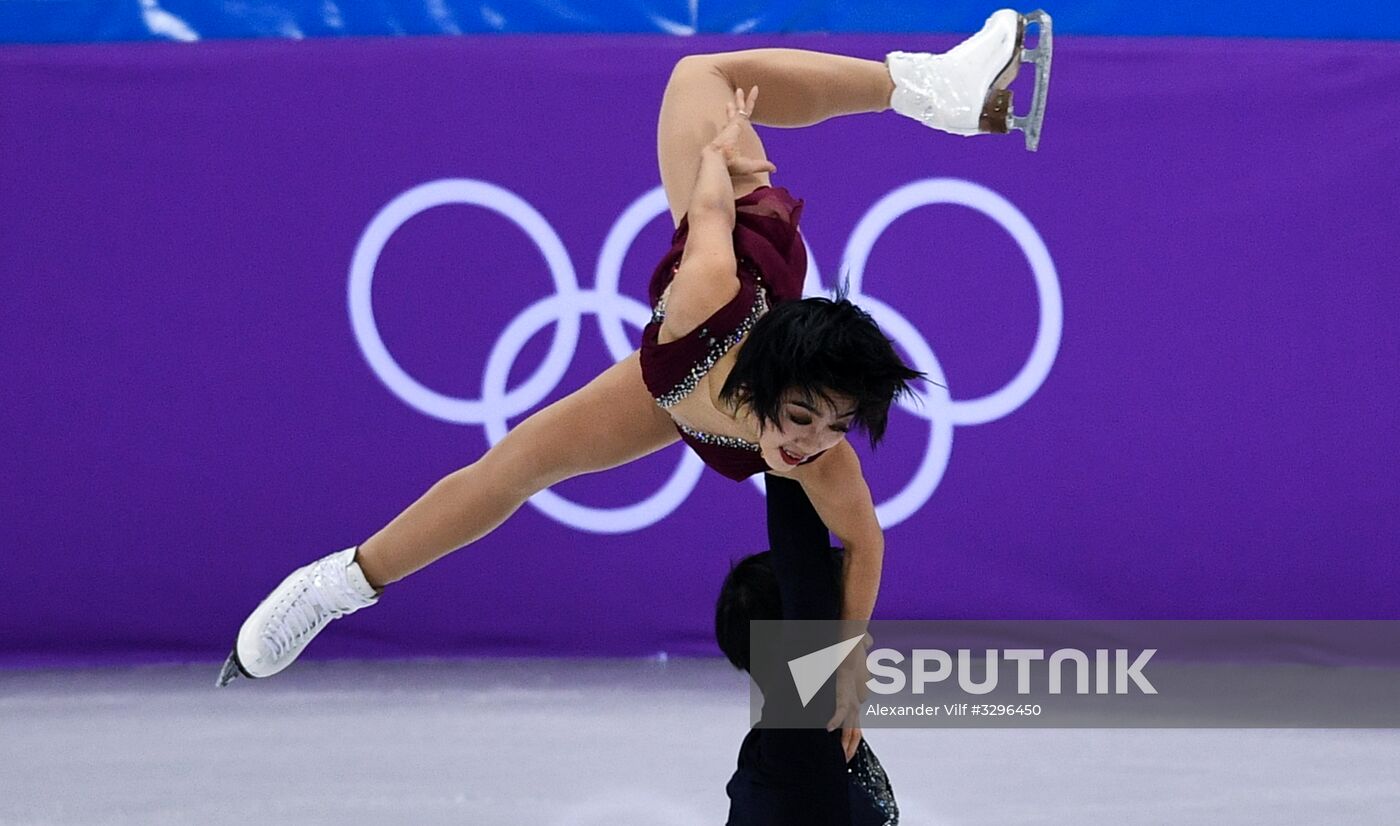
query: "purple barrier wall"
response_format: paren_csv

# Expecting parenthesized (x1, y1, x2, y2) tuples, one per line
(2, 35, 1398, 667)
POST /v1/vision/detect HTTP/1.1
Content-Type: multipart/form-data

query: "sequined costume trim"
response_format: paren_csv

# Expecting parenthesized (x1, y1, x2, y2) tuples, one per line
(652, 285, 768, 410)
(849, 739, 900, 824)
(676, 423, 761, 453)
(649, 289, 668, 326)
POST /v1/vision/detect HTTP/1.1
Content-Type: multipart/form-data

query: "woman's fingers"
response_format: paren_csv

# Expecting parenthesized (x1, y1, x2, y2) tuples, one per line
(843, 726, 863, 762)
(731, 85, 754, 118)
(826, 698, 858, 731)
(711, 88, 771, 173)
(726, 85, 759, 119)
(826, 704, 844, 731)
(732, 157, 775, 175)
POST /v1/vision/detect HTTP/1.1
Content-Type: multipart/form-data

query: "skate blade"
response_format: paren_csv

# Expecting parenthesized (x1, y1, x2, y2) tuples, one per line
(979, 13, 1027, 134)
(216, 649, 251, 687)
(1010, 9, 1053, 151)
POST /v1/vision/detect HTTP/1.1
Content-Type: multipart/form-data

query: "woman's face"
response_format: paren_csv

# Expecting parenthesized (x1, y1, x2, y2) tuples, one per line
(758, 389, 858, 473)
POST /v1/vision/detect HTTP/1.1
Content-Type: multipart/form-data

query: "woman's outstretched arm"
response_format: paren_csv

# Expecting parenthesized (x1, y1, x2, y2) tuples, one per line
(792, 440, 883, 625)
(788, 440, 881, 738)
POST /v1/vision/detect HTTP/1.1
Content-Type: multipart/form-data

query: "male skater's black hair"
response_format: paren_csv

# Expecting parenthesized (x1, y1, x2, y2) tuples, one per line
(714, 548, 843, 673)
(719, 286, 925, 446)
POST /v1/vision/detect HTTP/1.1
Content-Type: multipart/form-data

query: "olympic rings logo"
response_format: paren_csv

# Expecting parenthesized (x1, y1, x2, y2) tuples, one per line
(348, 178, 1062, 534)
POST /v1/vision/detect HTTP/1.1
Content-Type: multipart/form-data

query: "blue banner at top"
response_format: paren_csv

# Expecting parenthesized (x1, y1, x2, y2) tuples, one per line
(3, 0, 1398, 44)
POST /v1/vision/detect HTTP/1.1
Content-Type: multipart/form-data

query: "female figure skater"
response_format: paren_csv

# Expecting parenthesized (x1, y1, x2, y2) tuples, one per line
(218, 9, 1053, 735)
(717, 474, 897, 825)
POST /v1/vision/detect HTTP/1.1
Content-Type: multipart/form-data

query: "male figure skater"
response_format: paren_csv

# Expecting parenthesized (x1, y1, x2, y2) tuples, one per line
(715, 474, 898, 825)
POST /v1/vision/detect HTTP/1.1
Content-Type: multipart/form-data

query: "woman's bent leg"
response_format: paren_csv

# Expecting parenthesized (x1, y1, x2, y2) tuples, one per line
(355, 350, 679, 586)
(702, 50, 896, 128)
(658, 50, 895, 223)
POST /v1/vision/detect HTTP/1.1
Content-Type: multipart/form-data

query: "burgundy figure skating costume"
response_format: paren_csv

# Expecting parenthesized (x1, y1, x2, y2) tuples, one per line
(640, 186, 829, 479)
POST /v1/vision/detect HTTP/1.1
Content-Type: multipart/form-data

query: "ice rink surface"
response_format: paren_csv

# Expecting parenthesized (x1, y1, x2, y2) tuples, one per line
(3, 658, 1400, 825)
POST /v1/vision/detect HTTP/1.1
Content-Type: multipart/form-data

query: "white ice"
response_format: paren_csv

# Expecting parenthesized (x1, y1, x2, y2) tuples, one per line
(2, 658, 1398, 825)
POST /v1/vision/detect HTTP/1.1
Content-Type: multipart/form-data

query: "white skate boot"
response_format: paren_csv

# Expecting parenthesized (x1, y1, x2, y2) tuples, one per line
(216, 546, 380, 686)
(887, 8, 1053, 150)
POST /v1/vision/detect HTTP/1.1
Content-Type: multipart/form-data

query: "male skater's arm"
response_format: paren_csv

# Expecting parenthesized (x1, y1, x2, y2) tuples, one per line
(758, 474, 853, 824)
(766, 475, 842, 622)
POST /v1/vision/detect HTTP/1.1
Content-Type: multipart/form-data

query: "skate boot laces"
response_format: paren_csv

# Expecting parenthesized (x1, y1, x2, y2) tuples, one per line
(259, 556, 372, 662)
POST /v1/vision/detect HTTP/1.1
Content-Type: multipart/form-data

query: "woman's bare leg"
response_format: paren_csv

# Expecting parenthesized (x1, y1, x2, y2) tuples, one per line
(658, 49, 895, 223)
(354, 351, 679, 587)
(705, 49, 897, 127)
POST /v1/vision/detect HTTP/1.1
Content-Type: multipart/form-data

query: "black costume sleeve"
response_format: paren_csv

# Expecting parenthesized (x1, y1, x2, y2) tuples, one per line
(724, 475, 853, 826)
(766, 474, 843, 622)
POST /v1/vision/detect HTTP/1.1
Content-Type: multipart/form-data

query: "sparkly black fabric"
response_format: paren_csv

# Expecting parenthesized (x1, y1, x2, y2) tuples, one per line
(847, 739, 900, 825)
(724, 476, 899, 825)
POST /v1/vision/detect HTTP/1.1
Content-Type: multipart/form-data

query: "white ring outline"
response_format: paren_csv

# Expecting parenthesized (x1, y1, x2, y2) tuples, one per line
(755, 179, 1062, 527)
(479, 290, 706, 534)
(843, 178, 1063, 426)
(349, 179, 703, 534)
(349, 178, 1061, 532)
(348, 179, 581, 424)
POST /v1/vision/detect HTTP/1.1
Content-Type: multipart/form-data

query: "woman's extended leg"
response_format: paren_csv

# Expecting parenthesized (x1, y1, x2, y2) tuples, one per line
(219, 351, 679, 684)
(657, 50, 895, 224)
(354, 351, 679, 587)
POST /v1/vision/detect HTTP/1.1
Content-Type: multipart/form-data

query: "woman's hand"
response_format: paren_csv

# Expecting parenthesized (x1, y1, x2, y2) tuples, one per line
(827, 635, 871, 761)
(704, 85, 777, 178)
(842, 725, 864, 764)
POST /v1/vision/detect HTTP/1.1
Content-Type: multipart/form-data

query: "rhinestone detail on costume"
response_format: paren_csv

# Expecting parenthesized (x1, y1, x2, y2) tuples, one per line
(652, 286, 768, 410)
(650, 259, 680, 326)
(848, 739, 900, 825)
(676, 423, 761, 453)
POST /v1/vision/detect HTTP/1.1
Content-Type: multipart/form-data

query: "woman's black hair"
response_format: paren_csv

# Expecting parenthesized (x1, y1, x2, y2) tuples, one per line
(714, 548, 843, 673)
(719, 285, 926, 446)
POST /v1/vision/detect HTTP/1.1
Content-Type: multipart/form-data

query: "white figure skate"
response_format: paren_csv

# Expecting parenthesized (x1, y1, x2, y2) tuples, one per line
(887, 8, 1053, 150)
(216, 546, 380, 686)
